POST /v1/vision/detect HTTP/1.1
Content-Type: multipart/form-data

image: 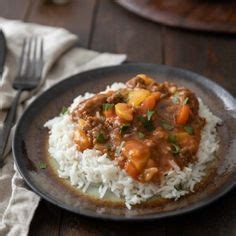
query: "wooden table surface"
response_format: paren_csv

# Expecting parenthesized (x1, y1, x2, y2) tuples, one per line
(0, 0, 235, 235)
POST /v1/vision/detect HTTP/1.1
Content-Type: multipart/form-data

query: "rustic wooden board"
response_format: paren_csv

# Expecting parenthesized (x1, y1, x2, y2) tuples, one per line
(26, 0, 97, 48)
(163, 27, 236, 95)
(0, 0, 235, 235)
(0, 0, 30, 20)
(90, 0, 163, 63)
(117, 0, 236, 34)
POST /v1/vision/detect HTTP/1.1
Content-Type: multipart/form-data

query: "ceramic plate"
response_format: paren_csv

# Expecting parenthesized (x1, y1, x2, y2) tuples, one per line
(13, 63, 236, 220)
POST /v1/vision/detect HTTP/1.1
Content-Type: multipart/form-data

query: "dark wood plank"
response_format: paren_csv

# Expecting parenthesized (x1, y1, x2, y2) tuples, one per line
(1, 1, 234, 235)
(163, 27, 236, 96)
(0, 0, 30, 20)
(90, 0, 163, 63)
(165, 189, 236, 236)
(59, 211, 99, 236)
(25, 0, 96, 47)
(60, 210, 166, 236)
(162, 27, 236, 235)
(29, 200, 62, 236)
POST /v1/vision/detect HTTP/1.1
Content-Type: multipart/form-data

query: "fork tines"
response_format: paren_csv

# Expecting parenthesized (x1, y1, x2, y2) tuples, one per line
(14, 37, 44, 90)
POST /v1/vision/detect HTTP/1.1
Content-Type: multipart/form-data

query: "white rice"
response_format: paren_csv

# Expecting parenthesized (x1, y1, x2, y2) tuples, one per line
(44, 83, 222, 209)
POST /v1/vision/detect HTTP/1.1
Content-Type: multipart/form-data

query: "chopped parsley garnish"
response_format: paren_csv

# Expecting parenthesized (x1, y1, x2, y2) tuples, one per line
(138, 115, 155, 131)
(183, 97, 189, 105)
(138, 115, 145, 122)
(171, 143, 180, 155)
(120, 124, 130, 135)
(96, 133, 107, 143)
(144, 120, 155, 131)
(102, 103, 114, 110)
(38, 162, 47, 169)
(172, 92, 179, 104)
(168, 134, 177, 143)
(184, 125, 194, 135)
(161, 121, 174, 131)
(61, 106, 68, 115)
(147, 110, 155, 121)
(138, 132, 145, 139)
(174, 183, 183, 191)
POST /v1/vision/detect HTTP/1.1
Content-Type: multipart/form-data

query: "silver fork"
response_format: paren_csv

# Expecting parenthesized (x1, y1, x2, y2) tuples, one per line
(0, 37, 44, 167)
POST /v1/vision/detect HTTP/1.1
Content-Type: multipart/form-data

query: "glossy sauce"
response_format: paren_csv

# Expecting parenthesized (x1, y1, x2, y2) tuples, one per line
(71, 74, 205, 183)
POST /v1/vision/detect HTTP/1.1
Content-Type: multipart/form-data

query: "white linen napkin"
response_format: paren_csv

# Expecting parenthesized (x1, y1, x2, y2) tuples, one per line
(0, 18, 126, 236)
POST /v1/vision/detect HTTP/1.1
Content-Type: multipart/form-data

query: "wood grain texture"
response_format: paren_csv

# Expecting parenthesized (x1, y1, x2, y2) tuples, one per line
(161, 23, 236, 236)
(117, 0, 236, 34)
(163, 27, 236, 96)
(0, 0, 30, 20)
(0, 0, 235, 235)
(60, 210, 166, 236)
(29, 200, 61, 236)
(25, 0, 96, 47)
(90, 0, 163, 63)
(165, 189, 236, 236)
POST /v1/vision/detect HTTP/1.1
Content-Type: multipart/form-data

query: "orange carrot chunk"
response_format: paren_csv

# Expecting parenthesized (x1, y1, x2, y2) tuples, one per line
(123, 140, 150, 171)
(103, 108, 115, 118)
(140, 92, 161, 113)
(176, 105, 191, 125)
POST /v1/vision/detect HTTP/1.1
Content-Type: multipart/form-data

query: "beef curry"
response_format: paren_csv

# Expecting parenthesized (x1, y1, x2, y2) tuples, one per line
(71, 74, 205, 183)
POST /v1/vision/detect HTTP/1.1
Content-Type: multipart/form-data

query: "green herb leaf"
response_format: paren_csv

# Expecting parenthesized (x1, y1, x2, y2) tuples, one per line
(38, 162, 47, 169)
(138, 132, 145, 139)
(61, 106, 68, 115)
(172, 92, 179, 104)
(147, 110, 155, 121)
(137, 115, 145, 122)
(174, 183, 183, 191)
(120, 124, 130, 135)
(103, 103, 114, 111)
(168, 134, 177, 143)
(96, 133, 106, 143)
(171, 143, 180, 155)
(161, 121, 174, 131)
(144, 120, 155, 131)
(184, 125, 194, 135)
(183, 97, 189, 105)
(138, 115, 155, 131)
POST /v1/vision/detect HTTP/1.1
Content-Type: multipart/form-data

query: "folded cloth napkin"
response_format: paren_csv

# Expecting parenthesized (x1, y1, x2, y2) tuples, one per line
(0, 18, 126, 236)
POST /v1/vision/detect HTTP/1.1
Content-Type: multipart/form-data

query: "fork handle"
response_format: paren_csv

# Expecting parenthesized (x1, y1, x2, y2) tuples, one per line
(0, 90, 23, 165)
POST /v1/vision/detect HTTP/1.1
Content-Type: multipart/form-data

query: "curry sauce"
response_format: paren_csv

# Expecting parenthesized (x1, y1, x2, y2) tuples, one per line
(71, 74, 205, 183)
